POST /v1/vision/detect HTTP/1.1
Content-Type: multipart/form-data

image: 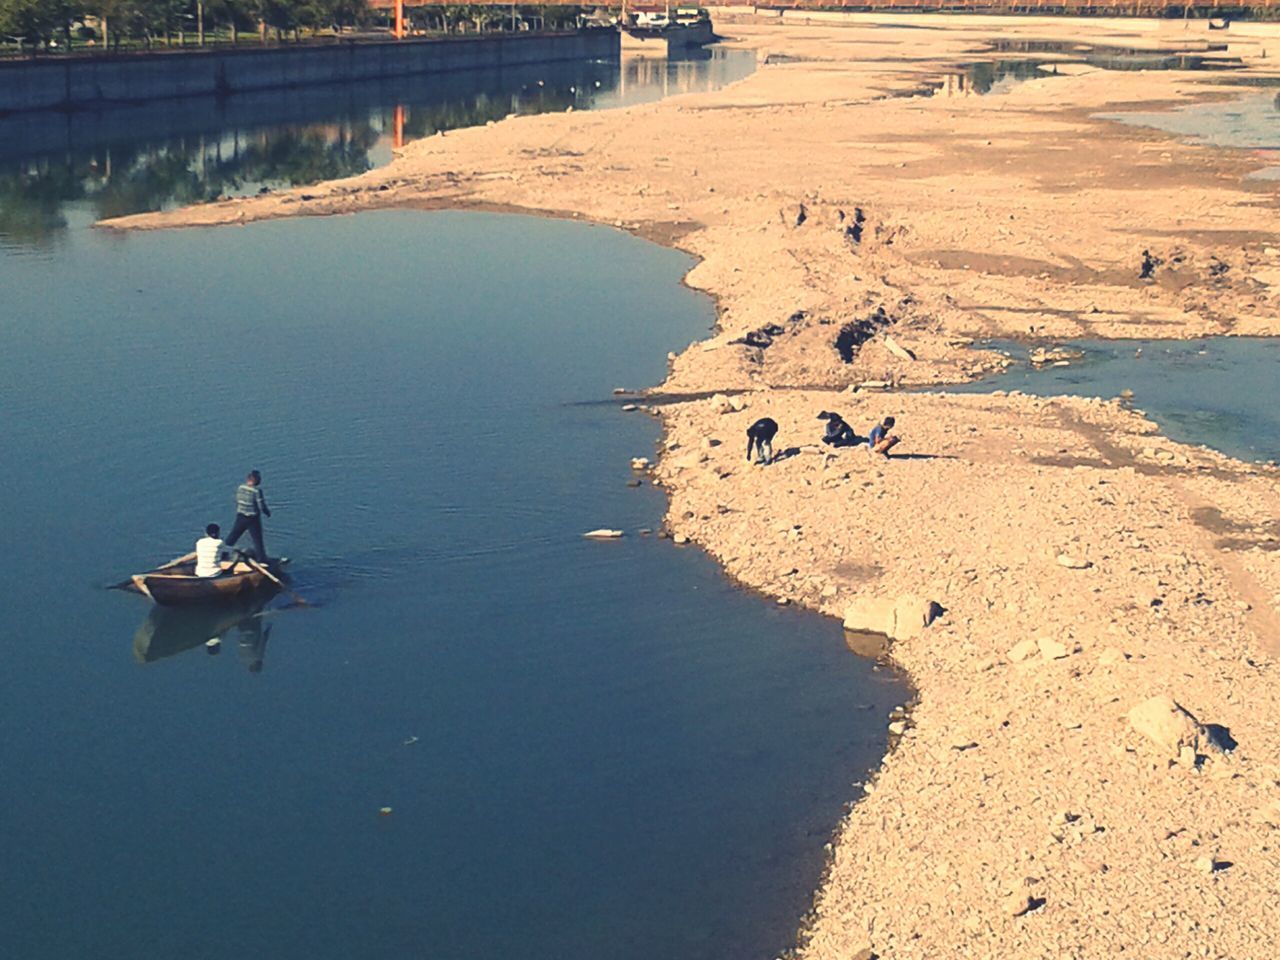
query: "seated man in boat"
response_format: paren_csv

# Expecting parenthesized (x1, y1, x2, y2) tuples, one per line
(195, 523, 237, 578)
(867, 416, 900, 457)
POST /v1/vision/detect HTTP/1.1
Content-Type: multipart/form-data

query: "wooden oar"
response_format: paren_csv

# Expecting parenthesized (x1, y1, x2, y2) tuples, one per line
(109, 552, 194, 591)
(156, 550, 197, 570)
(241, 554, 310, 608)
(108, 550, 198, 590)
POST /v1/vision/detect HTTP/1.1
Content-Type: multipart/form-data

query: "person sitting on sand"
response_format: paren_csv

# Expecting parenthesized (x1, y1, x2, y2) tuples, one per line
(817, 410, 858, 447)
(867, 416, 900, 456)
(194, 523, 236, 578)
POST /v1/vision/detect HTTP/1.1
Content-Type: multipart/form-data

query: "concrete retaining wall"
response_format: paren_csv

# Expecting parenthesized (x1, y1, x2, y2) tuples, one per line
(0, 30, 619, 115)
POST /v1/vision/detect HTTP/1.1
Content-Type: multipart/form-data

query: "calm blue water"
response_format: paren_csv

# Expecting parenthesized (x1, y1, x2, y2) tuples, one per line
(950, 338, 1280, 463)
(0, 209, 903, 959)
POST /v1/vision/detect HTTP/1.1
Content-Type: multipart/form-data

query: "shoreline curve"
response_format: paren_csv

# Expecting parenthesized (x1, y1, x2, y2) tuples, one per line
(97, 14, 1280, 958)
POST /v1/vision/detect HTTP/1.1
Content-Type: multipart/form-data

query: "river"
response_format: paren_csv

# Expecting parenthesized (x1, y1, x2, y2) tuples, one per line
(0, 50, 904, 960)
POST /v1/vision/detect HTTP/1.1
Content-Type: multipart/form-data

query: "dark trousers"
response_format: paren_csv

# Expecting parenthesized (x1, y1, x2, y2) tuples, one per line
(227, 513, 267, 561)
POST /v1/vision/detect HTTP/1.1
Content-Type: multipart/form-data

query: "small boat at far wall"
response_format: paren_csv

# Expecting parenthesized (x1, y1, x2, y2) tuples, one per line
(119, 554, 289, 607)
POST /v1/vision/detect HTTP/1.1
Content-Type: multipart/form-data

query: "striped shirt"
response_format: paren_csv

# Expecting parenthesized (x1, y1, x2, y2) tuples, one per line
(236, 483, 268, 517)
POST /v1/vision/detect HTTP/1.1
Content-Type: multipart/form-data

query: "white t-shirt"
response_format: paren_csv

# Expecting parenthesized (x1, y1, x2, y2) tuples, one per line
(195, 536, 232, 577)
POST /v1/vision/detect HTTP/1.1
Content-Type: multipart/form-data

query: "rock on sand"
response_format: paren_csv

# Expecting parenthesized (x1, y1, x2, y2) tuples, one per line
(843, 594, 942, 641)
(1127, 695, 1223, 762)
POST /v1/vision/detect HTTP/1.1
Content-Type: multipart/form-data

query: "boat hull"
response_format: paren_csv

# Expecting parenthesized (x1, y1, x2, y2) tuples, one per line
(124, 558, 288, 607)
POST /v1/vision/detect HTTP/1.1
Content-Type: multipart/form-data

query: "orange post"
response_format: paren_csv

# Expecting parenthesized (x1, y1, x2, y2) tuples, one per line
(394, 0, 405, 39)
(393, 104, 406, 149)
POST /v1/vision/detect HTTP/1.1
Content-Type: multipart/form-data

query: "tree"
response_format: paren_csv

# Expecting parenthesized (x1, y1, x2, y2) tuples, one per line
(326, 0, 367, 32)
(254, 0, 297, 40)
(93, 0, 181, 49)
(470, 4, 500, 32)
(533, 5, 585, 31)
(0, 0, 83, 51)
(438, 5, 475, 35)
(2, 0, 365, 51)
(264, 0, 368, 40)
(139, 0, 189, 45)
(97, 0, 138, 50)
(205, 0, 251, 42)
(296, 0, 352, 33)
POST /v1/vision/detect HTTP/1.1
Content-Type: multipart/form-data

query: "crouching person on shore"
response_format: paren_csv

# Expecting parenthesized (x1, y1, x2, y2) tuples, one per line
(746, 417, 779, 465)
(867, 416, 900, 456)
(817, 410, 859, 447)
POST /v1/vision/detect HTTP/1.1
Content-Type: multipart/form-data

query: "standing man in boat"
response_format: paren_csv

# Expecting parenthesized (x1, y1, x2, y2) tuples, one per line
(226, 469, 272, 562)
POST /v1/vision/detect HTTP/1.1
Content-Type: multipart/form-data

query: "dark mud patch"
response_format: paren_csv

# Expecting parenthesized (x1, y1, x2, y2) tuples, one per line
(835, 307, 891, 363)
(1192, 505, 1280, 551)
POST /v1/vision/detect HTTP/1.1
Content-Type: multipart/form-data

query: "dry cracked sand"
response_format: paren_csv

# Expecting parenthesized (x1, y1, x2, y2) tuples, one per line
(103, 12, 1280, 958)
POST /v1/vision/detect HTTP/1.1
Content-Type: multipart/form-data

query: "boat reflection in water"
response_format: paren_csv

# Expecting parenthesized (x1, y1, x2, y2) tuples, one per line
(132, 598, 275, 672)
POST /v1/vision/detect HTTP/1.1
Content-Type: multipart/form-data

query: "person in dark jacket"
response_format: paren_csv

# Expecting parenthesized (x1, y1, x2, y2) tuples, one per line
(226, 469, 272, 561)
(746, 417, 778, 465)
(817, 410, 858, 447)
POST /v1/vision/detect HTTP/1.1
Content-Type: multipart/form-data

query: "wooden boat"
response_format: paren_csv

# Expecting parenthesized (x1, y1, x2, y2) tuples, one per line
(120, 553, 289, 607)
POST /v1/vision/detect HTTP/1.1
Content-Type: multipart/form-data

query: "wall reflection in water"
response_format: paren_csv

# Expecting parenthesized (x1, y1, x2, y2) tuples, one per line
(0, 48, 756, 250)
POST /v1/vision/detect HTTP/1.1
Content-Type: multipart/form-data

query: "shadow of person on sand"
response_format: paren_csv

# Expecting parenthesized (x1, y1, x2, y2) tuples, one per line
(884, 453, 959, 461)
(768, 447, 804, 464)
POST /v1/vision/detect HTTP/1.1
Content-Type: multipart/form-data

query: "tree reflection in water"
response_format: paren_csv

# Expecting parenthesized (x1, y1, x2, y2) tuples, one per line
(0, 121, 381, 248)
(0, 161, 85, 248)
(0, 49, 757, 250)
(0, 94, 539, 249)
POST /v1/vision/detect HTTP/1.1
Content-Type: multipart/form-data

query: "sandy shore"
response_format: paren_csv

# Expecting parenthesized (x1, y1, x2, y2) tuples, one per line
(102, 14, 1280, 957)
